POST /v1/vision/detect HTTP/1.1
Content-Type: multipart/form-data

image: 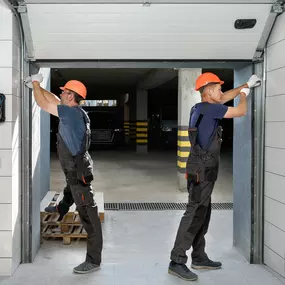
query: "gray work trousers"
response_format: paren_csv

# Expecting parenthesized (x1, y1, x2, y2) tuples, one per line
(57, 135, 103, 265)
(170, 180, 215, 264)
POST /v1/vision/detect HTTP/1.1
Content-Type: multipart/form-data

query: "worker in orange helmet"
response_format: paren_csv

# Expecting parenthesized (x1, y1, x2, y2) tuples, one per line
(24, 74, 102, 274)
(168, 72, 261, 281)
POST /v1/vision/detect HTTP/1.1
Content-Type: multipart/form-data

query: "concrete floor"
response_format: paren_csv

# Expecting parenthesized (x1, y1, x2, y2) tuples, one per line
(0, 210, 284, 285)
(50, 149, 233, 203)
(1, 149, 280, 284)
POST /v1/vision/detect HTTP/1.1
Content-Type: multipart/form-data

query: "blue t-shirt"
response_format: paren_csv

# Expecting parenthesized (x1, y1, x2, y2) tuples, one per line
(189, 102, 228, 149)
(57, 105, 86, 156)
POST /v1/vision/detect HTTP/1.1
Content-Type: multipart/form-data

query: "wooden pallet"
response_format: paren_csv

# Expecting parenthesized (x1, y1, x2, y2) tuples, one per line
(40, 190, 104, 244)
(40, 190, 104, 222)
(41, 224, 87, 245)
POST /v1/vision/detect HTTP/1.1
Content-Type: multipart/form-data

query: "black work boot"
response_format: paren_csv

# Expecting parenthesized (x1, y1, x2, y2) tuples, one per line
(191, 259, 222, 270)
(45, 205, 65, 221)
(73, 261, 100, 274)
(168, 261, 198, 281)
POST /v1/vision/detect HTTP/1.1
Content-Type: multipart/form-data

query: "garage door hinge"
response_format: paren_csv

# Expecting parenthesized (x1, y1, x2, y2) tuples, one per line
(142, 1, 151, 6)
(272, 1, 284, 14)
(17, 4, 27, 13)
(25, 56, 36, 62)
(253, 50, 263, 63)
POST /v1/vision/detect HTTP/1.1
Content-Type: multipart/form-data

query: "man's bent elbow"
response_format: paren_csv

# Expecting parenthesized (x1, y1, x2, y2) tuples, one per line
(241, 107, 247, 117)
(224, 107, 247, 118)
(35, 99, 48, 111)
(237, 109, 247, 117)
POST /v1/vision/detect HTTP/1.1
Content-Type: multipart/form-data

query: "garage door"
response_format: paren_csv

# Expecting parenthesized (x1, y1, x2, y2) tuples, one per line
(22, 0, 274, 60)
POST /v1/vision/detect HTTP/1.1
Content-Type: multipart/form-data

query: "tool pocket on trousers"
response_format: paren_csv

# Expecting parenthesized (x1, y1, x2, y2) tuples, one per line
(187, 171, 201, 184)
(66, 171, 79, 185)
(204, 166, 218, 182)
(72, 185, 94, 207)
(75, 153, 94, 185)
(187, 166, 205, 184)
(187, 181, 202, 203)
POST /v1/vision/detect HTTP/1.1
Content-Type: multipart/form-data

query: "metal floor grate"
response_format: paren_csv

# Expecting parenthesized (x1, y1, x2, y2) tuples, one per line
(104, 202, 233, 211)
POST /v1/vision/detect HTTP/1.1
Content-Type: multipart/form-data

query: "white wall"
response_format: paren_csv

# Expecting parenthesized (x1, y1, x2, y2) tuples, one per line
(0, 2, 51, 271)
(264, 11, 285, 278)
(0, 1, 22, 275)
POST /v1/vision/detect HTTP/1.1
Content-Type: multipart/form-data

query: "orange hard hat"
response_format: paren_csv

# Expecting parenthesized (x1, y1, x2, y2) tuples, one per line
(60, 80, 87, 99)
(195, 72, 224, 91)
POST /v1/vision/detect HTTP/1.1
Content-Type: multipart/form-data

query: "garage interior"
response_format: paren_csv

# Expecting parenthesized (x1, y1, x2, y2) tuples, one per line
(24, 66, 264, 285)
(26, 62, 263, 285)
(49, 67, 234, 203)
(27, 63, 262, 285)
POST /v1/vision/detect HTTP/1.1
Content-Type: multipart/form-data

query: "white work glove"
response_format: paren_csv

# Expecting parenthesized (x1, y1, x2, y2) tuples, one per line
(247, 74, 261, 88)
(24, 74, 43, 89)
(31, 73, 43, 83)
(24, 76, 33, 89)
(240, 87, 250, 97)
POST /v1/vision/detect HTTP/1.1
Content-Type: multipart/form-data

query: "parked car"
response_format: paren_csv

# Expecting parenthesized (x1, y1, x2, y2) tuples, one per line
(83, 107, 125, 147)
(50, 107, 125, 151)
(159, 106, 177, 149)
(149, 106, 178, 150)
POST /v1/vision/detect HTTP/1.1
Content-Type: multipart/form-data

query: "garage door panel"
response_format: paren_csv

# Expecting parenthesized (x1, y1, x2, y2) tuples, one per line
(34, 33, 261, 44)
(34, 41, 257, 60)
(31, 24, 265, 36)
(26, 3, 271, 60)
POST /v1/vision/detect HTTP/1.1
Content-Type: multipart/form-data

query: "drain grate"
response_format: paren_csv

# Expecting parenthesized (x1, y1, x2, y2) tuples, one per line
(211, 202, 233, 210)
(104, 202, 233, 211)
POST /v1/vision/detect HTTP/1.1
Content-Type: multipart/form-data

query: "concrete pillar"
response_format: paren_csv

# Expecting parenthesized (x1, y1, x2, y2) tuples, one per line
(136, 89, 148, 154)
(177, 69, 202, 191)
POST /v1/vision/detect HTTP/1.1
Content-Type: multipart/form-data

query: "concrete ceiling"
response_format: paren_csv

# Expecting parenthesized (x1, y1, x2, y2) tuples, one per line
(51, 68, 233, 93)
(51, 68, 151, 87)
(157, 69, 233, 90)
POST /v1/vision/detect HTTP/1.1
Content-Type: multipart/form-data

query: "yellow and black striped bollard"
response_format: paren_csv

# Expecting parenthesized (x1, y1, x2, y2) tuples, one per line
(136, 121, 148, 145)
(177, 126, 190, 174)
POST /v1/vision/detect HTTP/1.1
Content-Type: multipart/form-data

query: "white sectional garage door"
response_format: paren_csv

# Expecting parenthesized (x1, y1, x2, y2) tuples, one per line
(24, 0, 273, 60)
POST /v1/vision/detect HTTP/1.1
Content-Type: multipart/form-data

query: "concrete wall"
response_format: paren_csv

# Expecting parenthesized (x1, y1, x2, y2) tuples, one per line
(263, 12, 285, 278)
(0, 1, 22, 275)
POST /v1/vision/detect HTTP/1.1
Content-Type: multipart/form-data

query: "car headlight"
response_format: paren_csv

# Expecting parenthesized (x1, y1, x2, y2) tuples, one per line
(162, 126, 172, 132)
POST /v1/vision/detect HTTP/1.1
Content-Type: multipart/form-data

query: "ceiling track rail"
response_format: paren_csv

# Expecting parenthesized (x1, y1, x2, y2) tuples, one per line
(13, 0, 35, 60)
(18, 1, 279, 4)
(33, 60, 252, 69)
(253, 0, 285, 62)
